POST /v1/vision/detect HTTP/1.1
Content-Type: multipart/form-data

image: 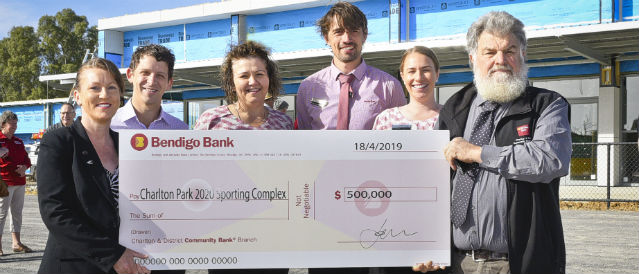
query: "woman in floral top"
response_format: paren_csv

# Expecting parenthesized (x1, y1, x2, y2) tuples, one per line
(373, 46, 441, 130)
(194, 41, 292, 130)
(193, 42, 290, 274)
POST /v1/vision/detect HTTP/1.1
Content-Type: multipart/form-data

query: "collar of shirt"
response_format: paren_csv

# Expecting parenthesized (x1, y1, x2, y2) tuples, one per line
(472, 92, 513, 118)
(329, 59, 368, 82)
(118, 99, 168, 128)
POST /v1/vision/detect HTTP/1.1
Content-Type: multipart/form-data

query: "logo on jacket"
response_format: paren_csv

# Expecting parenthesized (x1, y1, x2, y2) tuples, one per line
(517, 125, 530, 137)
(131, 133, 148, 151)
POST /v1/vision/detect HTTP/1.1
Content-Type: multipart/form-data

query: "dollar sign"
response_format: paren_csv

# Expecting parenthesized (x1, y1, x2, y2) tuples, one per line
(334, 190, 341, 200)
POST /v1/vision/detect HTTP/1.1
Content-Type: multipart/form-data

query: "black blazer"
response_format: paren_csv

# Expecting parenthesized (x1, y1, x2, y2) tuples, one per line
(37, 118, 125, 274)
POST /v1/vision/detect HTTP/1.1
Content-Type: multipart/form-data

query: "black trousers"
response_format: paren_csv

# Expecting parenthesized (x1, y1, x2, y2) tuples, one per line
(208, 269, 289, 274)
(155, 270, 186, 274)
(308, 268, 369, 274)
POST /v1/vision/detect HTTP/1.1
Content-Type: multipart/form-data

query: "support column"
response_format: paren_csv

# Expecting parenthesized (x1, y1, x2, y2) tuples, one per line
(99, 30, 124, 68)
(231, 14, 247, 46)
(597, 61, 622, 186)
(389, 0, 401, 44)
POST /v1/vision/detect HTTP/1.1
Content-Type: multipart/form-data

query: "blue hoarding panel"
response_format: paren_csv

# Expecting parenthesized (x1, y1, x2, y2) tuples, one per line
(0, 105, 45, 134)
(123, 25, 186, 67)
(185, 20, 232, 61)
(282, 83, 301, 95)
(51, 103, 62, 125)
(98, 30, 105, 60)
(409, 0, 605, 41)
(401, 0, 408, 41)
(182, 89, 226, 100)
(603, 0, 614, 22)
(246, 6, 328, 52)
(359, 0, 391, 44)
(528, 63, 600, 78)
(247, 0, 390, 52)
(105, 53, 122, 68)
(436, 62, 602, 85)
(437, 71, 474, 85)
(622, 0, 638, 21)
(621, 60, 639, 72)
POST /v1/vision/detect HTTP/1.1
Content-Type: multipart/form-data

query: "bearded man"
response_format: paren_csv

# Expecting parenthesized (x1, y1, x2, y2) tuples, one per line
(419, 11, 571, 274)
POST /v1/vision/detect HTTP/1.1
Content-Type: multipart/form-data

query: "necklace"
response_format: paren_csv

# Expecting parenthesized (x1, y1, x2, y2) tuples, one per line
(230, 103, 268, 127)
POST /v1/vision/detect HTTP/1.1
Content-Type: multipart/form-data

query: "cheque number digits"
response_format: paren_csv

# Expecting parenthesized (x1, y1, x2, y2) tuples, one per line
(346, 190, 392, 200)
(138, 256, 238, 266)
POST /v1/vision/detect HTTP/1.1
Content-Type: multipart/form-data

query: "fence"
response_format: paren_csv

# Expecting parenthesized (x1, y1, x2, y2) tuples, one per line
(562, 142, 639, 208)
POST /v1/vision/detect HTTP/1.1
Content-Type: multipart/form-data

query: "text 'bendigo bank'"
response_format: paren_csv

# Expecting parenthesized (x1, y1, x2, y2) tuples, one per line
(151, 137, 235, 150)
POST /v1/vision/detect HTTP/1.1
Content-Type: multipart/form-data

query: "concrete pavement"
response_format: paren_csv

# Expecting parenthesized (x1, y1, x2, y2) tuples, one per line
(1, 195, 637, 273)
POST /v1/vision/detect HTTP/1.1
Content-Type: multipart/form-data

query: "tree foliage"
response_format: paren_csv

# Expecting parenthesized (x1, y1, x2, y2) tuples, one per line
(0, 26, 43, 101)
(38, 8, 97, 75)
(0, 8, 97, 102)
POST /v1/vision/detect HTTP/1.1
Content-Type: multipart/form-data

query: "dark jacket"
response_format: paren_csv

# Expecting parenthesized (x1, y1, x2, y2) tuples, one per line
(44, 122, 66, 136)
(37, 118, 124, 274)
(439, 83, 567, 274)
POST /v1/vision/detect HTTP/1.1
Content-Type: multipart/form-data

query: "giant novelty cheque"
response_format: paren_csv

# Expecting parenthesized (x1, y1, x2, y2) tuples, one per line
(119, 130, 451, 270)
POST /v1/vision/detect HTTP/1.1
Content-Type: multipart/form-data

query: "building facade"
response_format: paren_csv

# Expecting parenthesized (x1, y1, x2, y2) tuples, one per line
(32, 0, 639, 185)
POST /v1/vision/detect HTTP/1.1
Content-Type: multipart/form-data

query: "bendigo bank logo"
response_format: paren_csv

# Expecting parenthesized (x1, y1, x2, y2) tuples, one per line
(129, 134, 235, 151)
(131, 134, 149, 151)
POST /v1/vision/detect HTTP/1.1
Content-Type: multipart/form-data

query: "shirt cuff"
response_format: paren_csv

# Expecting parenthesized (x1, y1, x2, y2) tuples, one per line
(480, 145, 502, 169)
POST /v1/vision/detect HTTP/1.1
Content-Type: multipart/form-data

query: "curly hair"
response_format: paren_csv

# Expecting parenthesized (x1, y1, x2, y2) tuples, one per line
(129, 44, 176, 79)
(220, 41, 281, 104)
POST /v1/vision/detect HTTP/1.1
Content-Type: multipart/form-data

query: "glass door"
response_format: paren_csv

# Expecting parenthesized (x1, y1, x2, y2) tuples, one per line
(569, 99, 598, 180)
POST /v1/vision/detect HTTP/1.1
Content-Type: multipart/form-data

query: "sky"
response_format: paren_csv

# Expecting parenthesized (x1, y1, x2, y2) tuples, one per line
(0, 0, 217, 39)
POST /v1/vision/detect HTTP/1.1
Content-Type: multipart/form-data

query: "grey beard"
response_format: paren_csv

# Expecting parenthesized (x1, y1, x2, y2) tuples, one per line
(473, 64, 528, 103)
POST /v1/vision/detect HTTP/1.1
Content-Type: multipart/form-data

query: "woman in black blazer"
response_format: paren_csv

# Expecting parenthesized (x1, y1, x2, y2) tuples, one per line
(37, 58, 149, 274)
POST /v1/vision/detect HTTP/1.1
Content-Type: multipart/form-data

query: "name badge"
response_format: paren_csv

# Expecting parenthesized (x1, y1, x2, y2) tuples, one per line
(310, 98, 328, 108)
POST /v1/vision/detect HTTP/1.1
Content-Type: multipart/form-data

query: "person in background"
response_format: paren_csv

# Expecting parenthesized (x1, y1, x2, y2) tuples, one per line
(416, 11, 571, 274)
(111, 44, 188, 131)
(373, 46, 441, 130)
(37, 58, 149, 274)
(0, 110, 32, 256)
(274, 100, 289, 113)
(194, 41, 292, 131)
(264, 92, 276, 109)
(296, 1, 406, 130)
(45, 102, 76, 133)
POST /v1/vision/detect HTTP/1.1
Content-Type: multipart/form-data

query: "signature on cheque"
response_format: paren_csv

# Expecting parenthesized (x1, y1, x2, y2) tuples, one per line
(359, 218, 418, 249)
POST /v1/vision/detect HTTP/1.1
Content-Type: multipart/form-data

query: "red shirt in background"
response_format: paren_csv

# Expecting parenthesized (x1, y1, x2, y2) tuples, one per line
(0, 132, 31, 186)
